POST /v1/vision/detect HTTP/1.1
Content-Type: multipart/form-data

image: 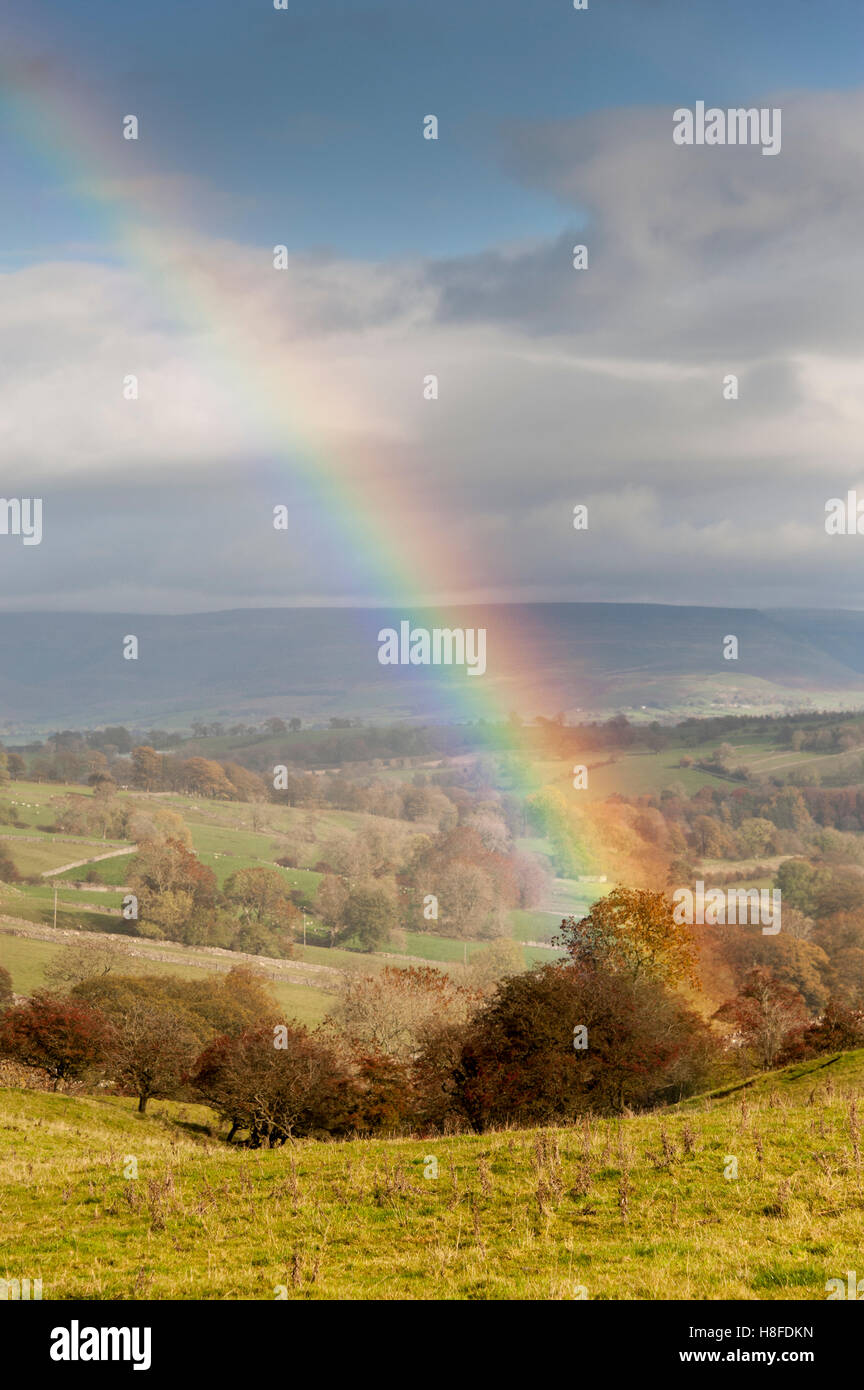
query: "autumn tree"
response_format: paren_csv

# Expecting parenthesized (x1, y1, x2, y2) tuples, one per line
(0, 844, 19, 883)
(455, 961, 715, 1128)
(180, 757, 234, 799)
(717, 928, 829, 1011)
(559, 886, 699, 989)
(0, 993, 110, 1089)
(510, 851, 550, 909)
(222, 762, 268, 802)
(223, 867, 299, 931)
(340, 879, 398, 951)
(327, 965, 478, 1062)
(107, 999, 200, 1113)
(44, 938, 130, 989)
(130, 746, 163, 791)
(190, 1024, 354, 1145)
(714, 967, 809, 1070)
(435, 861, 497, 938)
(736, 817, 776, 859)
(780, 996, 864, 1062)
(128, 836, 217, 941)
(465, 937, 525, 992)
(315, 874, 349, 947)
(75, 965, 278, 1040)
(6, 751, 25, 780)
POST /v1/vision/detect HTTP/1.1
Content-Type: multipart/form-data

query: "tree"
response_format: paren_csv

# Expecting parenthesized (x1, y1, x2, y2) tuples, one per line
(340, 880, 398, 951)
(180, 757, 234, 799)
(349, 1052, 415, 1134)
(130, 746, 163, 791)
(455, 961, 715, 1129)
(559, 886, 699, 989)
(222, 762, 268, 802)
(813, 910, 864, 1007)
(6, 752, 25, 780)
(717, 929, 829, 1012)
(129, 837, 217, 940)
(714, 967, 809, 1070)
(692, 814, 727, 857)
(462, 813, 510, 855)
(737, 817, 776, 858)
(327, 966, 477, 1062)
(44, 939, 129, 989)
(75, 965, 278, 1041)
(223, 867, 299, 935)
(0, 844, 19, 883)
(775, 859, 818, 914)
(0, 965, 12, 1011)
(435, 862, 496, 938)
(315, 874, 349, 947)
(465, 938, 525, 992)
(107, 999, 200, 1113)
(0, 993, 110, 1089)
(510, 851, 549, 909)
(190, 1024, 354, 1145)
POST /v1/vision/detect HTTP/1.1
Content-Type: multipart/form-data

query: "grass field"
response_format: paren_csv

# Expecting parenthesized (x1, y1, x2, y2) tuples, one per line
(0, 933, 334, 1029)
(510, 737, 852, 805)
(52, 853, 136, 886)
(1, 1050, 862, 1300)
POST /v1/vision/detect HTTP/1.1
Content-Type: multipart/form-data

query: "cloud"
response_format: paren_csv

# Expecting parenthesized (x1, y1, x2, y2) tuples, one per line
(3, 88, 864, 611)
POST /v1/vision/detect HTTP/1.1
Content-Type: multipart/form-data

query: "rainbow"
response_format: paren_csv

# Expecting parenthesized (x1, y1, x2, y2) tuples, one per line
(0, 34, 653, 892)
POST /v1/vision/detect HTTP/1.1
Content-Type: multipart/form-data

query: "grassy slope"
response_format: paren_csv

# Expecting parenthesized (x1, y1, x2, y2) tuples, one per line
(1, 1051, 863, 1300)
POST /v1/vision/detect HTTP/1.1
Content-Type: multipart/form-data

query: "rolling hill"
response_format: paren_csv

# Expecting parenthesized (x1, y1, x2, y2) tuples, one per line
(2, 603, 864, 734)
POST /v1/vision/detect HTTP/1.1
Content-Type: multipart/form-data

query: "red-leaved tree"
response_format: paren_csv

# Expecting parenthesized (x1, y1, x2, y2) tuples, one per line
(0, 992, 110, 1089)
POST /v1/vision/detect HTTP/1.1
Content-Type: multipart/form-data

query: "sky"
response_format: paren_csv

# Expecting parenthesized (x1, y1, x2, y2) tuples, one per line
(1, 0, 864, 612)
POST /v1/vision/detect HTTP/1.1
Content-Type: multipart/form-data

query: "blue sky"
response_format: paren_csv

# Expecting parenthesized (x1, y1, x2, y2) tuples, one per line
(3, 0, 863, 262)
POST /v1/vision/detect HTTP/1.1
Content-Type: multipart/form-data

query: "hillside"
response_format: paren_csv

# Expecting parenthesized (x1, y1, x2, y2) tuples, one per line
(2, 1050, 862, 1300)
(3, 604, 864, 735)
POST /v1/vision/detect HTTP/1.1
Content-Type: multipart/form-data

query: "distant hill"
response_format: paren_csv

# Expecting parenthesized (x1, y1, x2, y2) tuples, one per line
(2, 603, 864, 733)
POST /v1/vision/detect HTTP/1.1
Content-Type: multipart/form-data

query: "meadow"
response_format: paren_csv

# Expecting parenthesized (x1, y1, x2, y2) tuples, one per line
(1, 1051, 862, 1300)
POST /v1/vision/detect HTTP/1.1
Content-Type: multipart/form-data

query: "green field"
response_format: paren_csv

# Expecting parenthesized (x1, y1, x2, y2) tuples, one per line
(2, 1050, 863, 1299)
(0, 930, 334, 1026)
(51, 853, 137, 886)
(0, 777, 589, 1001)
